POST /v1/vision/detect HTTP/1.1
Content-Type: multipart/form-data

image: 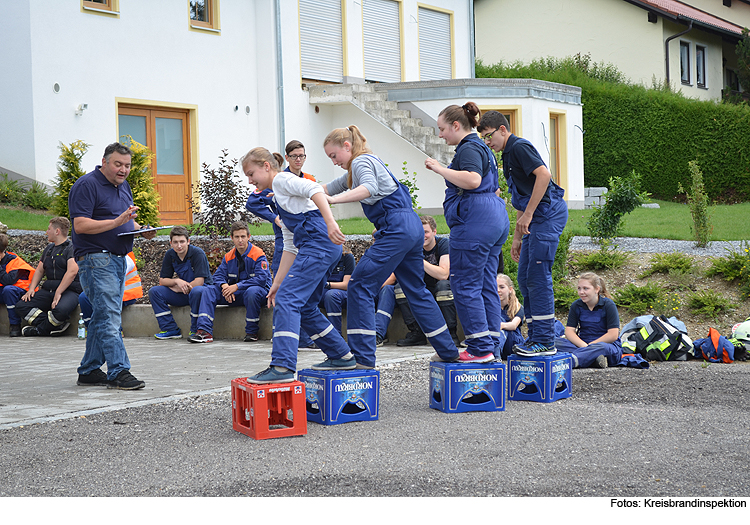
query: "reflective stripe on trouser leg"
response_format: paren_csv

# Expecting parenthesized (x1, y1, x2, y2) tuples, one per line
(270, 251, 350, 372)
(322, 288, 347, 335)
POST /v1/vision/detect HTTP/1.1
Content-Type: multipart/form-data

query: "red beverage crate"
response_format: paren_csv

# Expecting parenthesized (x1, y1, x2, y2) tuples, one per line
(231, 377, 307, 440)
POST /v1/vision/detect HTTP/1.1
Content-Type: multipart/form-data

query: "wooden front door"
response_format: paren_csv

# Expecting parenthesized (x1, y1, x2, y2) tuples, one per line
(118, 105, 192, 224)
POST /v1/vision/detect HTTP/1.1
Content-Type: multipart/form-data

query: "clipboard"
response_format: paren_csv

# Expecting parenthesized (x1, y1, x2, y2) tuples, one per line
(117, 225, 174, 236)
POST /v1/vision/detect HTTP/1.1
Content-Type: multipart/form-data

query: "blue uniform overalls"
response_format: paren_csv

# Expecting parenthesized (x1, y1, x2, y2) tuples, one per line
(196, 244, 271, 336)
(445, 134, 510, 357)
(270, 206, 351, 372)
(503, 135, 568, 347)
(346, 155, 459, 367)
(148, 253, 206, 334)
(555, 298, 623, 368)
(245, 189, 283, 274)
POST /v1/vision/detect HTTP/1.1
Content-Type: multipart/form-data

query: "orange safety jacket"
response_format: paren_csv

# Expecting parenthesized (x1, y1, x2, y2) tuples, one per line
(2, 252, 35, 291)
(123, 252, 143, 301)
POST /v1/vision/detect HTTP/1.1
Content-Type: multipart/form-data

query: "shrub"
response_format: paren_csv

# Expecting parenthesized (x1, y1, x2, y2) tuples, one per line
(640, 251, 695, 277)
(553, 280, 579, 312)
(587, 170, 647, 242)
(571, 244, 628, 270)
(400, 161, 420, 210)
(613, 281, 663, 314)
(52, 140, 90, 217)
(552, 229, 574, 280)
(706, 242, 750, 300)
(651, 291, 681, 317)
(687, 290, 736, 318)
(678, 160, 713, 247)
(189, 150, 255, 236)
(126, 139, 161, 228)
(21, 181, 54, 210)
(0, 173, 27, 205)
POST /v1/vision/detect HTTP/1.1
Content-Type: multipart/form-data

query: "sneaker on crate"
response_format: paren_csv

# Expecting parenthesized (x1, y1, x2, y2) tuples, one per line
(188, 329, 213, 343)
(155, 329, 182, 340)
(311, 356, 357, 371)
(458, 350, 495, 363)
(355, 363, 375, 370)
(514, 342, 557, 357)
(246, 366, 295, 384)
(107, 370, 145, 390)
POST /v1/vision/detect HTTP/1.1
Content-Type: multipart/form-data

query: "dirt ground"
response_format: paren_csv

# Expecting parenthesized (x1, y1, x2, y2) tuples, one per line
(7, 233, 748, 342)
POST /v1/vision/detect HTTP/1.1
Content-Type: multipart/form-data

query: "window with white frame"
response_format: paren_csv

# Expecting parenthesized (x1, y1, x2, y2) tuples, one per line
(696, 45, 706, 88)
(363, 0, 402, 82)
(299, 0, 344, 82)
(680, 41, 691, 85)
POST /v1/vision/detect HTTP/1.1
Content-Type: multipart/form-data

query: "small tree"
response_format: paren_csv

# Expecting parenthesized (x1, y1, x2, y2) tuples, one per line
(189, 150, 254, 236)
(126, 138, 161, 227)
(587, 170, 648, 243)
(399, 161, 420, 209)
(678, 160, 713, 248)
(52, 140, 90, 217)
(736, 28, 750, 92)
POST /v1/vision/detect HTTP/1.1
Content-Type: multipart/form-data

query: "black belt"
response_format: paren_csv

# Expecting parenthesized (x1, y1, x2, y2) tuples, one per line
(76, 251, 125, 262)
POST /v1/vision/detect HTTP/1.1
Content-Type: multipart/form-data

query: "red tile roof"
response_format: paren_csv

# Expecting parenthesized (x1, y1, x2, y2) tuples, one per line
(631, 0, 745, 35)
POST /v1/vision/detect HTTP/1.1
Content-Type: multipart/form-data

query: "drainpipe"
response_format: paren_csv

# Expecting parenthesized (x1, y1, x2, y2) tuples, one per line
(664, 19, 693, 85)
(470, 0, 475, 78)
(275, 0, 286, 152)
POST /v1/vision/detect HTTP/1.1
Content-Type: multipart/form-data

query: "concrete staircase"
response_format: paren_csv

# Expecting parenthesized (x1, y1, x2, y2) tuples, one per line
(307, 83, 455, 165)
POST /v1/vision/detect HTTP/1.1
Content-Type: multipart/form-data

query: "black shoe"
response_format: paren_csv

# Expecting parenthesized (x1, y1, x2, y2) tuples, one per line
(9, 324, 21, 337)
(451, 332, 465, 348)
(77, 369, 111, 387)
(22, 325, 41, 337)
(376, 335, 386, 347)
(397, 330, 427, 346)
(49, 322, 71, 336)
(244, 332, 258, 342)
(107, 370, 145, 390)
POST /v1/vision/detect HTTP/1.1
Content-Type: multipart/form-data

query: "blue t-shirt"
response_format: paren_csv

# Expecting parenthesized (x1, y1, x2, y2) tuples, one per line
(501, 134, 551, 209)
(68, 167, 136, 257)
(566, 296, 620, 344)
(160, 245, 213, 285)
(329, 252, 355, 283)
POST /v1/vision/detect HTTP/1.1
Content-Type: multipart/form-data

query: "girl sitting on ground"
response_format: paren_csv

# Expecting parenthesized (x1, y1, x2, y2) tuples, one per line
(555, 272, 622, 368)
(496, 273, 525, 359)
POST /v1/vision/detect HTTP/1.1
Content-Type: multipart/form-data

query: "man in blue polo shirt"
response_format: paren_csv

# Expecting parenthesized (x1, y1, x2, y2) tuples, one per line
(69, 142, 155, 390)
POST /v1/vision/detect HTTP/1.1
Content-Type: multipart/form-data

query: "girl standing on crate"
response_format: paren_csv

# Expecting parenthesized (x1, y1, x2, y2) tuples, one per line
(322, 125, 460, 368)
(496, 273, 525, 360)
(425, 102, 510, 363)
(241, 147, 355, 384)
(555, 272, 622, 369)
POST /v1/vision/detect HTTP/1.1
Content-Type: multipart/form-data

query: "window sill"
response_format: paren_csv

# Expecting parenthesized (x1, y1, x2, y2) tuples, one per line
(189, 23, 221, 34)
(83, 6, 119, 16)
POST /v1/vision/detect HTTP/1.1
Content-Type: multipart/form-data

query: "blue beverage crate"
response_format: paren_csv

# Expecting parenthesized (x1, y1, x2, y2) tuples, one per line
(508, 352, 572, 403)
(297, 369, 380, 425)
(429, 361, 506, 413)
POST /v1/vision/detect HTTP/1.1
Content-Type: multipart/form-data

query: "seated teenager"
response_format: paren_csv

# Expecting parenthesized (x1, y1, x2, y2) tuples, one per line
(148, 226, 212, 339)
(0, 233, 35, 337)
(190, 221, 272, 343)
(17, 217, 82, 337)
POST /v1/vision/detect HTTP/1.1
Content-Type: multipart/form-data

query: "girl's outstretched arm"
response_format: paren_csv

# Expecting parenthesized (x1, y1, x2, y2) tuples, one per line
(311, 192, 346, 245)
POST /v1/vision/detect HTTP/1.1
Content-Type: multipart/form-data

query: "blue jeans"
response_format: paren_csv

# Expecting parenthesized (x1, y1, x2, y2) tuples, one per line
(77, 253, 131, 380)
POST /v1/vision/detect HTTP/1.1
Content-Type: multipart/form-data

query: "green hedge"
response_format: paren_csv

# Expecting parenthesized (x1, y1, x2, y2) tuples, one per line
(477, 57, 750, 203)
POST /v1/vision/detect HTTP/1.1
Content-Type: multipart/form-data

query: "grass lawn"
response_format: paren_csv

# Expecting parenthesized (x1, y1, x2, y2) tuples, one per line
(0, 206, 54, 231)
(3, 200, 749, 241)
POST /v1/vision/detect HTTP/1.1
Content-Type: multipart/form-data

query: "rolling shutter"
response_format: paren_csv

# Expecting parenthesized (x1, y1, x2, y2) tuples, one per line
(363, 0, 402, 83)
(418, 7, 452, 81)
(300, 0, 344, 82)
